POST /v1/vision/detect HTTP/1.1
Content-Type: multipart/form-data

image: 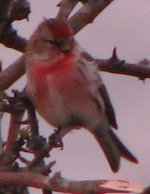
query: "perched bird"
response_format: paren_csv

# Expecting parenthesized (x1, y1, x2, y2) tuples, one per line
(25, 18, 138, 172)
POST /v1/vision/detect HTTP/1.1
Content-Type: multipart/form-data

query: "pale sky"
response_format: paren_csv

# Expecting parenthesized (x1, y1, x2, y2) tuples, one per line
(1, 0, 150, 192)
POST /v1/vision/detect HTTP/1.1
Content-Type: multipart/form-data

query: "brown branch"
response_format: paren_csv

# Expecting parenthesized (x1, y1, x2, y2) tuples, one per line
(0, 27, 27, 52)
(0, 111, 24, 165)
(0, 0, 29, 51)
(0, 90, 54, 173)
(10, 0, 30, 21)
(0, 171, 144, 194)
(141, 187, 150, 194)
(95, 48, 150, 80)
(56, 0, 78, 20)
(27, 127, 65, 169)
(81, 48, 150, 80)
(24, 95, 39, 137)
(0, 92, 25, 166)
(0, 55, 25, 90)
(69, 0, 114, 34)
(97, 59, 150, 80)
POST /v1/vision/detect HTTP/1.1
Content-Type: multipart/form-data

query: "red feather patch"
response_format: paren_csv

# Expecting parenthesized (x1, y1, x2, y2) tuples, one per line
(47, 19, 73, 39)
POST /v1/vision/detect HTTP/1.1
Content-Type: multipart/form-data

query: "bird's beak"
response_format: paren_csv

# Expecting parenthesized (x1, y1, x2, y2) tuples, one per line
(58, 38, 74, 53)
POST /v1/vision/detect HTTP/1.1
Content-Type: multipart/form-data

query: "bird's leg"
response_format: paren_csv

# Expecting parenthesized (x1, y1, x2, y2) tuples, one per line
(49, 127, 71, 149)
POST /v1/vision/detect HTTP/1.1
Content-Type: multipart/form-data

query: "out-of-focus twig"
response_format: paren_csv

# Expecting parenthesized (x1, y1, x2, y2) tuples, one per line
(0, 55, 25, 90)
(56, 0, 78, 20)
(0, 0, 30, 51)
(141, 187, 150, 194)
(10, 0, 30, 21)
(0, 91, 25, 166)
(69, 0, 114, 34)
(0, 26, 27, 52)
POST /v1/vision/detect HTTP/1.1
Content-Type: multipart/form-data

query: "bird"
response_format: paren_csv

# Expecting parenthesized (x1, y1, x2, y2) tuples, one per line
(25, 18, 138, 172)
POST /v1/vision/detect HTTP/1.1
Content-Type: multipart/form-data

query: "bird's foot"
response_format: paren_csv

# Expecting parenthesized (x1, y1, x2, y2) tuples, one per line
(49, 129, 64, 150)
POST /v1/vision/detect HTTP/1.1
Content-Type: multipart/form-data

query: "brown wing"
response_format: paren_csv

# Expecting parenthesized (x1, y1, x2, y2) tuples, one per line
(99, 84, 118, 129)
(80, 51, 118, 129)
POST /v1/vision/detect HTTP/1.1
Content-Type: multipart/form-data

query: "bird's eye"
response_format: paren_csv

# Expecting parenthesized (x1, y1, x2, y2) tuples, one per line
(43, 39, 63, 46)
(43, 39, 56, 45)
(51, 39, 63, 46)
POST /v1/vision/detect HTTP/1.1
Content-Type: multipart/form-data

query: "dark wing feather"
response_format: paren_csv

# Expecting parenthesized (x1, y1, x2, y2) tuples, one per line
(99, 84, 118, 129)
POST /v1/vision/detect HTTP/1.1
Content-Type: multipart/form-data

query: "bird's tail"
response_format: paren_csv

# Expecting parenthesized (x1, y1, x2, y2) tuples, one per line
(92, 126, 138, 172)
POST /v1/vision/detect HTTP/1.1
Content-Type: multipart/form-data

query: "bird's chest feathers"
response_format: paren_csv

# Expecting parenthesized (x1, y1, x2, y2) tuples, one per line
(27, 53, 78, 98)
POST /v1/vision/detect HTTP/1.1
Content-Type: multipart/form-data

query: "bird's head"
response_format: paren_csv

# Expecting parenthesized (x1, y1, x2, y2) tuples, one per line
(29, 18, 74, 54)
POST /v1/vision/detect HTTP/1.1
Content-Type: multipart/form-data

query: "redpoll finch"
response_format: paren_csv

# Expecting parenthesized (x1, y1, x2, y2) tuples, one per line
(25, 18, 138, 172)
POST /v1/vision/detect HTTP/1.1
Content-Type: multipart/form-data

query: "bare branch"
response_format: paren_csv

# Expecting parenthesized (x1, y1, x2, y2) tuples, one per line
(69, 0, 114, 34)
(0, 171, 144, 194)
(97, 59, 150, 80)
(50, 174, 144, 194)
(0, 27, 27, 52)
(10, 0, 30, 21)
(0, 0, 29, 51)
(56, 0, 78, 20)
(0, 55, 25, 90)
(0, 91, 25, 166)
(141, 187, 150, 194)
(95, 48, 150, 80)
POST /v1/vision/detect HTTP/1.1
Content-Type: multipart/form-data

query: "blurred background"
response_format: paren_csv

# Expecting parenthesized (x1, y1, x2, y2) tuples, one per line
(0, 0, 150, 192)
